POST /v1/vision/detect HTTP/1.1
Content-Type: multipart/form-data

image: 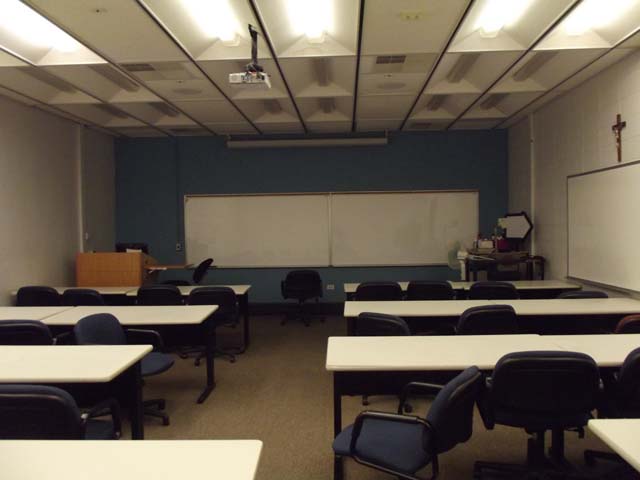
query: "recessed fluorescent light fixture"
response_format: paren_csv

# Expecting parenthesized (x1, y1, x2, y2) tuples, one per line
(474, 0, 533, 38)
(182, 0, 240, 45)
(2, 0, 81, 52)
(287, 0, 333, 43)
(562, 0, 635, 36)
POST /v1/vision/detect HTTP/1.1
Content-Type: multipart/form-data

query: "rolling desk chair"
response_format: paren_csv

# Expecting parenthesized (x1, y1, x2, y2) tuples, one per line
(456, 305, 518, 335)
(354, 282, 403, 301)
(62, 288, 105, 306)
(74, 313, 175, 426)
(333, 367, 483, 480)
(406, 280, 455, 300)
(0, 384, 121, 439)
(186, 286, 240, 364)
(354, 312, 411, 407)
(164, 258, 213, 286)
(557, 290, 609, 299)
(16, 286, 61, 306)
(615, 314, 640, 333)
(0, 320, 53, 345)
(137, 285, 183, 306)
(475, 351, 601, 478)
(281, 270, 323, 326)
(467, 281, 519, 300)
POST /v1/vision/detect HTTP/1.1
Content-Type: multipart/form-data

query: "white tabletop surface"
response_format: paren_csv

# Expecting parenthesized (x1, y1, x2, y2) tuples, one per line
(0, 345, 151, 383)
(326, 335, 557, 371)
(126, 284, 252, 296)
(11, 287, 138, 296)
(0, 440, 263, 480)
(547, 334, 640, 367)
(343, 280, 581, 293)
(41, 305, 218, 326)
(343, 298, 640, 317)
(0, 306, 73, 320)
(589, 419, 640, 472)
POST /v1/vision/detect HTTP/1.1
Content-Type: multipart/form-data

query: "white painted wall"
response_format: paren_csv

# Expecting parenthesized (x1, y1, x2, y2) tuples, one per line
(508, 50, 640, 288)
(0, 96, 115, 305)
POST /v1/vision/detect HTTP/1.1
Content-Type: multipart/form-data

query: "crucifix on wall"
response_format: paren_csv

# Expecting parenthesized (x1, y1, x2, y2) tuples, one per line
(612, 113, 626, 163)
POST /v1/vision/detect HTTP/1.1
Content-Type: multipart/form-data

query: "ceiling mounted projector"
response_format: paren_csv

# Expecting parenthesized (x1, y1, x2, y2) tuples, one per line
(229, 24, 271, 89)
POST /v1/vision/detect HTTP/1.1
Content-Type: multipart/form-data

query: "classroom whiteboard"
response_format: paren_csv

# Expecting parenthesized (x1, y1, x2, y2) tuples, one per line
(184, 194, 330, 267)
(184, 190, 478, 267)
(331, 191, 479, 266)
(568, 161, 640, 291)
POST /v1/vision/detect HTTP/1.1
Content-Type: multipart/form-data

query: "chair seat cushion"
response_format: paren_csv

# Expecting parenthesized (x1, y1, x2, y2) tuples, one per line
(85, 419, 116, 440)
(141, 352, 174, 377)
(332, 418, 431, 475)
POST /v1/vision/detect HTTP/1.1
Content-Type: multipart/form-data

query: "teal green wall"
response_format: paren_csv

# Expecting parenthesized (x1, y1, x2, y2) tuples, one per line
(115, 131, 508, 302)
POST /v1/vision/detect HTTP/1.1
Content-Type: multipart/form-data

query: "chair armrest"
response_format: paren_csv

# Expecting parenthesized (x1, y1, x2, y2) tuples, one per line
(281, 281, 287, 298)
(398, 382, 444, 414)
(81, 397, 122, 439)
(476, 377, 494, 429)
(349, 411, 431, 454)
(53, 331, 75, 345)
(125, 328, 164, 350)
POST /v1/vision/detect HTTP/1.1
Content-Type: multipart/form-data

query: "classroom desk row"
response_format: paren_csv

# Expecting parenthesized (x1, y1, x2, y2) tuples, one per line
(343, 297, 640, 334)
(0, 305, 219, 405)
(11, 284, 253, 350)
(344, 280, 581, 299)
(326, 333, 640, 475)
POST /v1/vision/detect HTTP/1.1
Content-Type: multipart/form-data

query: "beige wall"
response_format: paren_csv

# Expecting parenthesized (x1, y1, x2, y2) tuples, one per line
(0, 96, 115, 305)
(508, 49, 640, 288)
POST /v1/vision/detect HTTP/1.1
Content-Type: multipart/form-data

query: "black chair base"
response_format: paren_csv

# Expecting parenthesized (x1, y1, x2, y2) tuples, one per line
(179, 346, 237, 364)
(144, 398, 169, 426)
(281, 299, 324, 327)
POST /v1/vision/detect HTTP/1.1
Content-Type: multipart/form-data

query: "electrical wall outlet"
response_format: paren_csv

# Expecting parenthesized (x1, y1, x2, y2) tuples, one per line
(175, 242, 183, 252)
(327, 284, 335, 291)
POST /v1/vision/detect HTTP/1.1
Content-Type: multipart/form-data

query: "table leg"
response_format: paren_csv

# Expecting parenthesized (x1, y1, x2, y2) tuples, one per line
(197, 324, 216, 404)
(333, 374, 343, 480)
(129, 362, 144, 440)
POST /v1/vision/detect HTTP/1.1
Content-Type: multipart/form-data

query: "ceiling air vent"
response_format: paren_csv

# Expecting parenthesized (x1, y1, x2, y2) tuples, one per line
(375, 55, 406, 65)
(123, 63, 156, 72)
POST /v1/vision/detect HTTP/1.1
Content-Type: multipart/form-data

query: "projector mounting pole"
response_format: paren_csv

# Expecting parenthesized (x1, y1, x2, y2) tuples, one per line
(247, 24, 263, 74)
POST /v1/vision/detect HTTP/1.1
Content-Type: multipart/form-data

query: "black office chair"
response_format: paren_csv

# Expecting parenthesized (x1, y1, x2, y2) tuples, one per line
(137, 284, 183, 305)
(186, 286, 240, 364)
(164, 258, 213, 286)
(585, 347, 640, 470)
(354, 282, 403, 301)
(0, 384, 121, 439)
(354, 312, 411, 407)
(467, 281, 519, 300)
(406, 280, 455, 300)
(0, 320, 53, 345)
(615, 314, 640, 334)
(61, 288, 105, 306)
(74, 313, 175, 426)
(456, 305, 518, 335)
(333, 366, 483, 480)
(281, 270, 323, 326)
(475, 351, 601, 478)
(16, 286, 61, 306)
(557, 290, 609, 299)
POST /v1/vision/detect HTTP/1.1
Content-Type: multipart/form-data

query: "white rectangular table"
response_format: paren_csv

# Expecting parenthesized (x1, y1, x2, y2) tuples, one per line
(43, 306, 219, 404)
(588, 419, 640, 472)
(0, 440, 263, 480)
(0, 306, 72, 320)
(11, 287, 138, 296)
(548, 334, 640, 367)
(0, 345, 150, 439)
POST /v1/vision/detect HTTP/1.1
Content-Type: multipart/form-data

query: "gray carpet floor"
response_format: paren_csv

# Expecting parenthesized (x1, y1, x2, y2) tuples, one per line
(139, 315, 624, 479)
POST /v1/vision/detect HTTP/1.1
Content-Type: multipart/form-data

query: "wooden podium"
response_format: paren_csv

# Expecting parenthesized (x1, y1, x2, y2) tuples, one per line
(76, 252, 158, 287)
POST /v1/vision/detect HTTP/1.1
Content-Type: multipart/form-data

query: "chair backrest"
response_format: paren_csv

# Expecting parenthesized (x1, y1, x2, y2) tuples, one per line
(406, 281, 455, 300)
(282, 270, 323, 299)
(557, 290, 608, 299)
(0, 320, 53, 345)
(74, 313, 127, 345)
(0, 385, 83, 439)
(354, 312, 410, 336)
(187, 287, 238, 318)
(426, 366, 483, 454)
(467, 281, 519, 300)
(354, 282, 403, 301)
(16, 286, 61, 306)
(613, 347, 640, 417)
(137, 285, 183, 305)
(615, 314, 640, 334)
(192, 258, 214, 284)
(457, 305, 518, 335)
(487, 351, 600, 429)
(61, 288, 105, 306)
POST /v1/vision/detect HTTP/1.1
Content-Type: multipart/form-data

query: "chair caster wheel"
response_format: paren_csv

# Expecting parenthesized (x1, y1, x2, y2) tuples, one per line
(230, 358, 237, 363)
(158, 400, 166, 410)
(403, 404, 413, 413)
(194, 359, 201, 367)
(162, 417, 170, 426)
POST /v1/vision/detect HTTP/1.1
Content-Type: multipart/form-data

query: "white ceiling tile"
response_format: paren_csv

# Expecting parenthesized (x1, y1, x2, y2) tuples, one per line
(205, 122, 257, 135)
(281, 56, 355, 97)
(307, 121, 352, 133)
(356, 118, 402, 132)
(357, 95, 414, 119)
(296, 97, 352, 122)
(114, 126, 167, 137)
(173, 100, 248, 123)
